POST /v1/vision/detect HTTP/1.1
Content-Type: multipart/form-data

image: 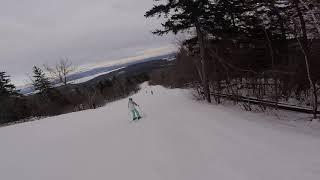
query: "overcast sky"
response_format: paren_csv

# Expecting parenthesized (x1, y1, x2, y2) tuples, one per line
(0, 0, 175, 85)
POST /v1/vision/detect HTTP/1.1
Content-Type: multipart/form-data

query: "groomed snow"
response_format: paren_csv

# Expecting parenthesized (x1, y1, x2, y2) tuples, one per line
(0, 83, 320, 180)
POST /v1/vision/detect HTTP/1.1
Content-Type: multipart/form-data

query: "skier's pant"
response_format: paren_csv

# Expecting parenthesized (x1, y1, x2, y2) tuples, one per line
(131, 109, 141, 119)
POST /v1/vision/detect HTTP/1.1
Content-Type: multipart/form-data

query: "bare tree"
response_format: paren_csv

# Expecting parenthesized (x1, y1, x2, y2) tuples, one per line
(86, 88, 97, 109)
(45, 58, 76, 85)
(293, 18, 318, 120)
(297, 37, 318, 120)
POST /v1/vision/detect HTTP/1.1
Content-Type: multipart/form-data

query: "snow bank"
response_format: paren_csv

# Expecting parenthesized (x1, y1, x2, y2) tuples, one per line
(0, 84, 320, 180)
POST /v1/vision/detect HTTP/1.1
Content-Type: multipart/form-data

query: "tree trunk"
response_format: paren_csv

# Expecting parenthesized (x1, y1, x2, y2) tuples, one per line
(269, 0, 287, 40)
(64, 76, 67, 85)
(294, 0, 317, 119)
(304, 52, 317, 119)
(312, 83, 318, 119)
(297, 38, 318, 119)
(294, 0, 309, 51)
(263, 28, 279, 109)
(196, 26, 211, 103)
(270, 0, 289, 64)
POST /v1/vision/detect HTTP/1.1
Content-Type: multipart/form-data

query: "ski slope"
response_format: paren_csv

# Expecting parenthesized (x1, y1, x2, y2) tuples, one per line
(1, 83, 320, 180)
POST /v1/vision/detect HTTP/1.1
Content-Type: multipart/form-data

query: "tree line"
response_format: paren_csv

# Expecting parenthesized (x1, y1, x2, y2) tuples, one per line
(145, 0, 320, 119)
(0, 59, 149, 125)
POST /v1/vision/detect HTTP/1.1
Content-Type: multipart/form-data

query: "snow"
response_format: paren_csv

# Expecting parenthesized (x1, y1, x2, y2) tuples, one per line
(68, 66, 126, 84)
(1, 83, 320, 180)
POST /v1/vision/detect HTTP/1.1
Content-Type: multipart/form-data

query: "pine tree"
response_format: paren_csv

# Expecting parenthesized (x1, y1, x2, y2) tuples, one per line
(0, 72, 18, 98)
(145, 0, 214, 103)
(32, 66, 52, 95)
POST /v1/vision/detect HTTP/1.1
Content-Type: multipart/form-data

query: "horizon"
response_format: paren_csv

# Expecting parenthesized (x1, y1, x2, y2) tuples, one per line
(13, 46, 176, 87)
(0, 0, 175, 86)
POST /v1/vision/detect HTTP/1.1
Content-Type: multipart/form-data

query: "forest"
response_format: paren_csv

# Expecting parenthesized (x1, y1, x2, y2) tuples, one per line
(145, 0, 320, 119)
(0, 63, 150, 125)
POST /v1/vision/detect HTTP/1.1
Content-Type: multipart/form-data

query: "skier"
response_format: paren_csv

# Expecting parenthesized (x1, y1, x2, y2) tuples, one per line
(128, 98, 141, 121)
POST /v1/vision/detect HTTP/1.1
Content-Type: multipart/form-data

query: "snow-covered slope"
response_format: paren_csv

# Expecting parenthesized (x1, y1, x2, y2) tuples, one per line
(68, 66, 126, 84)
(1, 84, 320, 180)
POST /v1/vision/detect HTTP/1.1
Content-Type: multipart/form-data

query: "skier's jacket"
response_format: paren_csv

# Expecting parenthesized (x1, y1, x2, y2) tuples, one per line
(128, 99, 138, 111)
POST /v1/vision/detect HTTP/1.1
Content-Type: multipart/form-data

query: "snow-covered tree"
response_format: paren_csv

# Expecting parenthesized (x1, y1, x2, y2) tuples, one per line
(145, 0, 215, 103)
(32, 66, 52, 95)
(0, 72, 18, 98)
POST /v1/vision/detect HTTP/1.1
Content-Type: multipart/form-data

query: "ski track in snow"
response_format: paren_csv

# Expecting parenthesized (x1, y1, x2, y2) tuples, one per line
(0, 83, 320, 180)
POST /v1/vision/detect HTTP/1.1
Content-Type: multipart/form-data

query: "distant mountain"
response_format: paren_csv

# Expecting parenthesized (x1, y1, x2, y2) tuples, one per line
(18, 53, 176, 95)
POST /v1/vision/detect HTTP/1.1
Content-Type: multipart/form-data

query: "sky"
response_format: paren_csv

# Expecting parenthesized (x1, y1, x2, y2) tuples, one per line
(0, 0, 175, 85)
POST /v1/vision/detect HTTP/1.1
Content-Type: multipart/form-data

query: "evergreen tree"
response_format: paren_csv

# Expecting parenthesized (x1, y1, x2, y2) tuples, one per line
(0, 72, 20, 122)
(32, 66, 52, 95)
(0, 72, 18, 98)
(145, 0, 214, 103)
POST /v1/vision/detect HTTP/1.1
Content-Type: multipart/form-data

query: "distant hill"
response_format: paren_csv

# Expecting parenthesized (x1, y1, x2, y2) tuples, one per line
(19, 53, 176, 95)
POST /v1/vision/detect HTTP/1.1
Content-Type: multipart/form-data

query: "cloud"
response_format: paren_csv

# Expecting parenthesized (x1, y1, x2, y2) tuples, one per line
(0, 0, 174, 84)
(83, 45, 177, 70)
